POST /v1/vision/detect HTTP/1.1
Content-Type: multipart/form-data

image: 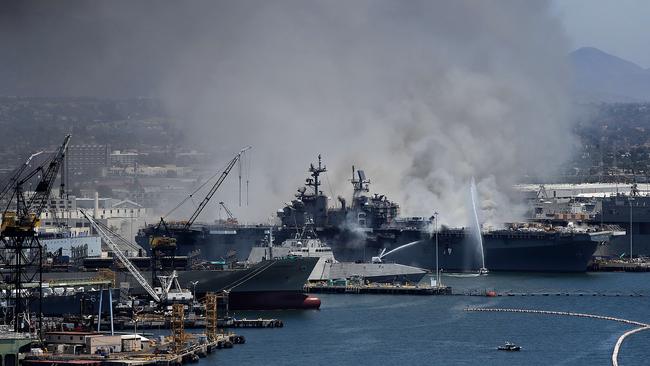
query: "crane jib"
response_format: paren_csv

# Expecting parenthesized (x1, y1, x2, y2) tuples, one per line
(183, 146, 251, 229)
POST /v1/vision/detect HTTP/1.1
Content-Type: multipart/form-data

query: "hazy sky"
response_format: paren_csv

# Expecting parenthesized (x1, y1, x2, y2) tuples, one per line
(553, 0, 650, 68)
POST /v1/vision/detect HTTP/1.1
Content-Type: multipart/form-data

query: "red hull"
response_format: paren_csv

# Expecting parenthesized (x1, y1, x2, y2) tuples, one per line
(229, 291, 321, 310)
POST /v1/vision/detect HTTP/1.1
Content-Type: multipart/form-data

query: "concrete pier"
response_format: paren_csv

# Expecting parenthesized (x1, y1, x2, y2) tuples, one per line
(305, 283, 451, 295)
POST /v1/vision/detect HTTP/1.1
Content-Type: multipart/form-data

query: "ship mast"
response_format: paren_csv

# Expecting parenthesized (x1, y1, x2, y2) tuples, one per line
(306, 154, 327, 196)
(351, 165, 370, 205)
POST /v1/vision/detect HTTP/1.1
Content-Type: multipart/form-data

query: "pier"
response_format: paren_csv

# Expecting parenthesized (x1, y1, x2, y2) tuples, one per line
(304, 283, 451, 295)
(466, 307, 650, 365)
(590, 260, 650, 272)
(22, 333, 245, 366)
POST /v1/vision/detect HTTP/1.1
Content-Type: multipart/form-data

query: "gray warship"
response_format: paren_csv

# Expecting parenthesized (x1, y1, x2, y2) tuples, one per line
(246, 226, 428, 283)
(137, 156, 618, 272)
(34, 256, 320, 314)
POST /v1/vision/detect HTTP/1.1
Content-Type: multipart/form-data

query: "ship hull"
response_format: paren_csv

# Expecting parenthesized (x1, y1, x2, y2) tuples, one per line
(137, 226, 604, 273)
(39, 257, 319, 312)
(593, 233, 650, 258)
(357, 230, 603, 272)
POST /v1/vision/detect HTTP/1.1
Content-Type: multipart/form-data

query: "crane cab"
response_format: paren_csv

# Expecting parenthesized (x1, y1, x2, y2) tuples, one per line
(150, 235, 177, 249)
(1, 211, 40, 237)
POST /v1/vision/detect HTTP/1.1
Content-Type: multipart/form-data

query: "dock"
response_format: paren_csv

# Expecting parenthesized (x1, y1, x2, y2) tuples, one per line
(304, 283, 451, 295)
(22, 333, 245, 366)
(78, 315, 284, 330)
(589, 260, 650, 272)
(226, 318, 284, 328)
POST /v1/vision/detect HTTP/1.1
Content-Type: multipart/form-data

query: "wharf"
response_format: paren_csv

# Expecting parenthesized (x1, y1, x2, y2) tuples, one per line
(455, 290, 646, 297)
(226, 318, 284, 328)
(23, 333, 243, 366)
(304, 283, 451, 295)
(589, 260, 650, 272)
(96, 316, 283, 330)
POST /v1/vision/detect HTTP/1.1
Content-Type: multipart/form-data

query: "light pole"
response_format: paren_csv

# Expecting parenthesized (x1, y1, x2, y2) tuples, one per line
(434, 211, 440, 287)
(191, 281, 199, 304)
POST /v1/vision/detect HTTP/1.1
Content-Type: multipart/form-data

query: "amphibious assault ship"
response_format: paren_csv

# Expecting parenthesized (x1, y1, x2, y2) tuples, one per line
(137, 156, 618, 272)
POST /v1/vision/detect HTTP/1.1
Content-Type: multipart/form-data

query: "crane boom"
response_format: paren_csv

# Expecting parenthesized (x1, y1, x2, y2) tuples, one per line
(26, 135, 71, 217)
(0, 151, 43, 206)
(183, 146, 251, 229)
(219, 201, 235, 219)
(80, 210, 161, 302)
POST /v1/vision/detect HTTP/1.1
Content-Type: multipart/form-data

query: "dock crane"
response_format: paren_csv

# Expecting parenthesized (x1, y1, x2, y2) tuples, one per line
(0, 135, 71, 332)
(181, 146, 252, 230)
(150, 146, 252, 244)
(0, 151, 43, 210)
(219, 201, 238, 225)
(147, 146, 251, 283)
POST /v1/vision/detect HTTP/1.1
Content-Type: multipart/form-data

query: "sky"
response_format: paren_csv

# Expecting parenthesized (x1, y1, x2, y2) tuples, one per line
(0, 0, 644, 224)
(553, 0, 650, 68)
(0, 1, 574, 225)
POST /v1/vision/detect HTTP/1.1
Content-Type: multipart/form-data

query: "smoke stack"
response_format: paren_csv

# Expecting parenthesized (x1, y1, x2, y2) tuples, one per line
(94, 191, 99, 218)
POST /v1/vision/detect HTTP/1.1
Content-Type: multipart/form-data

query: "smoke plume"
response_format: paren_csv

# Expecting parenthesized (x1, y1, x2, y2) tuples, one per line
(1, 1, 574, 226)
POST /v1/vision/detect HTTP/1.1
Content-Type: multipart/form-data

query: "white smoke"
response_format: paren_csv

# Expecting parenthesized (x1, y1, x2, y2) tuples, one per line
(159, 1, 573, 226)
(1, 1, 574, 226)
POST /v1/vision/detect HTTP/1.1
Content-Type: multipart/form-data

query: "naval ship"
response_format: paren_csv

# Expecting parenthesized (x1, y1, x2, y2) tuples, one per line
(246, 226, 428, 283)
(523, 183, 647, 258)
(33, 256, 320, 314)
(137, 156, 618, 272)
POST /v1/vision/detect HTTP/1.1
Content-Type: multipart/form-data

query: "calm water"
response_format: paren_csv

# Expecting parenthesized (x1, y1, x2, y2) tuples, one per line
(204, 273, 650, 365)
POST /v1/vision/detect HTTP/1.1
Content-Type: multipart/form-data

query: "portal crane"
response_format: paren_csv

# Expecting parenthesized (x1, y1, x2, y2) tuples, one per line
(219, 201, 234, 220)
(148, 146, 251, 281)
(219, 201, 238, 225)
(0, 151, 43, 210)
(0, 135, 71, 333)
(1, 135, 71, 236)
(182, 146, 251, 229)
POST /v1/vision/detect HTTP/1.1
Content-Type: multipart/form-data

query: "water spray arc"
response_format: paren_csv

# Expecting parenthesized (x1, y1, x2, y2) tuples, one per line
(470, 177, 488, 275)
(374, 240, 424, 263)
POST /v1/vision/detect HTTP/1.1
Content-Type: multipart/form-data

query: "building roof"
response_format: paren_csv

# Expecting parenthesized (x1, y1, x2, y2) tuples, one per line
(112, 199, 143, 209)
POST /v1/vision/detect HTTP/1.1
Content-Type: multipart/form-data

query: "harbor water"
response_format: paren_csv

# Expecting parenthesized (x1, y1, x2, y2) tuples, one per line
(211, 272, 650, 365)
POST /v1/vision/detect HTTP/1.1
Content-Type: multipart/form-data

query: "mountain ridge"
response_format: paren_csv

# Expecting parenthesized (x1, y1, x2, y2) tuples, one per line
(570, 47, 650, 102)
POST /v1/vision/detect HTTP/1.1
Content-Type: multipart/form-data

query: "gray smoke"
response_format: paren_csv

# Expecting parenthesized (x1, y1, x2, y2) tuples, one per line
(1, 1, 574, 226)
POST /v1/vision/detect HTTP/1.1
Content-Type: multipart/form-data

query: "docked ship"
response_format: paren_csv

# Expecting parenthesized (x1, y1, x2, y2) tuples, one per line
(247, 227, 428, 283)
(35, 256, 320, 314)
(136, 156, 618, 272)
(523, 183, 645, 258)
(591, 189, 650, 258)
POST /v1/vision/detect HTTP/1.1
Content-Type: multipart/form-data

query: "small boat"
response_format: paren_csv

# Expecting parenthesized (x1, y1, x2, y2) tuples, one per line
(497, 342, 521, 351)
(478, 267, 489, 276)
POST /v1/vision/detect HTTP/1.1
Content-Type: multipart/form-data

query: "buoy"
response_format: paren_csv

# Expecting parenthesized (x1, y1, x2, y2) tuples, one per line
(303, 296, 321, 309)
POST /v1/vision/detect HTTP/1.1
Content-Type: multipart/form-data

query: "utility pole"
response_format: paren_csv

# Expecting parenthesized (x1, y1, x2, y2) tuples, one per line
(434, 211, 440, 287)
